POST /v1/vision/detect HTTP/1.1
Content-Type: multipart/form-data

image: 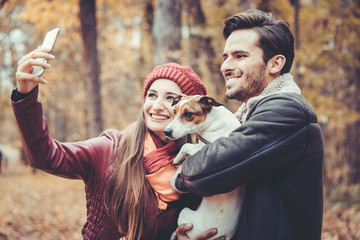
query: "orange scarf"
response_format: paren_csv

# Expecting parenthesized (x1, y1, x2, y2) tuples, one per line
(144, 132, 181, 210)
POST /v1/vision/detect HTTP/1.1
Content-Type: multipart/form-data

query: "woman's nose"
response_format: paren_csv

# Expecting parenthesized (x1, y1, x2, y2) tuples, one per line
(152, 98, 166, 111)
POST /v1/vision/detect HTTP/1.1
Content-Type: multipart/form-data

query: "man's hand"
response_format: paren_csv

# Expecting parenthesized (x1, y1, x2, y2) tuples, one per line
(16, 47, 54, 94)
(176, 224, 225, 240)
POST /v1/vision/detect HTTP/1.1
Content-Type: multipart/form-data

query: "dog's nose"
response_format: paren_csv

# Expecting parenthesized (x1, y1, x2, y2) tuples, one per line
(163, 128, 173, 138)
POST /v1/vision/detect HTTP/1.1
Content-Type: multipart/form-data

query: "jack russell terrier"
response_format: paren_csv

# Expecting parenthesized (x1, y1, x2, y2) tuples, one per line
(164, 95, 244, 240)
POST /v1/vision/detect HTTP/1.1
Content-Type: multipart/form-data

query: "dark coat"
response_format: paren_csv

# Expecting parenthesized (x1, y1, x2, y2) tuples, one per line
(176, 93, 324, 240)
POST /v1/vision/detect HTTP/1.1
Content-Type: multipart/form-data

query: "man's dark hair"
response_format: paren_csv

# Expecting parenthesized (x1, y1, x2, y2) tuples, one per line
(223, 9, 294, 74)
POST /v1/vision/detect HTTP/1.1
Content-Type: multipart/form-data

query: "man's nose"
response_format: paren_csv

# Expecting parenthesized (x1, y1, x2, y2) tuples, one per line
(221, 58, 232, 74)
(221, 59, 236, 78)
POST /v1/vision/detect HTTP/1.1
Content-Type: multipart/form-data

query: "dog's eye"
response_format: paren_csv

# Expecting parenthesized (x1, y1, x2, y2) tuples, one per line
(173, 109, 176, 114)
(183, 111, 194, 119)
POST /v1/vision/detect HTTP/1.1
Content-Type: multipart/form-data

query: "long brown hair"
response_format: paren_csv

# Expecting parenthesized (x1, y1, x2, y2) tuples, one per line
(104, 108, 151, 240)
(104, 107, 189, 240)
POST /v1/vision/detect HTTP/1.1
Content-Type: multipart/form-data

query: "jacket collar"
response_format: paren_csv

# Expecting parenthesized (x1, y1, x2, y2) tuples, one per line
(234, 73, 301, 124)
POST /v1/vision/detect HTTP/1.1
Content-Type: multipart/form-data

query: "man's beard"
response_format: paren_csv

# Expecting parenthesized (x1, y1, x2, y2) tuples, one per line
(226, 64, 267, 102)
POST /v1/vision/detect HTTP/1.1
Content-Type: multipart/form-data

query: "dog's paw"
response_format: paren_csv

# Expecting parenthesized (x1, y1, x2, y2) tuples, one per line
(169, 231, 177, 240)
(170, 165, 188, 194)
(173, 152, 188, 165)
(173, 143, 199, 165)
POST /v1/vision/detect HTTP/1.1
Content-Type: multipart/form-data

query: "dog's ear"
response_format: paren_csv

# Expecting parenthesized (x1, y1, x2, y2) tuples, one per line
(172, 94, 185, 106)
(199, 96, 223, 114)
(199, 96, 223, 107)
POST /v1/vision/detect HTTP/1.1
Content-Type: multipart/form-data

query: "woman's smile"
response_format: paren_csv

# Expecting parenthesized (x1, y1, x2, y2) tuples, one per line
(150, 113, 170, 121)
(143, 79, 182, 141)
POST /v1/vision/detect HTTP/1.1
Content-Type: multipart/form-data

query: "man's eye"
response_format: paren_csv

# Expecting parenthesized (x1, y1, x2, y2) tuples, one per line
(183, 111, 194, 118)
(237, 54, 245, 59)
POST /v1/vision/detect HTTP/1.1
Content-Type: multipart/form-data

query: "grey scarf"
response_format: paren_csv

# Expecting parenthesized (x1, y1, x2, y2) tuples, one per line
(234, 73, 301, 124)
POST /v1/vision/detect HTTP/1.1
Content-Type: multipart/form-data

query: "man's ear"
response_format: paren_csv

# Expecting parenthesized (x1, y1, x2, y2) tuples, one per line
(268, 54, 286, 75)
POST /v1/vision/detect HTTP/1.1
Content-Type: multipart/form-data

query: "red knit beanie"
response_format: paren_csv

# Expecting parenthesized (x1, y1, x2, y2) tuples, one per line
(142, 63, 207, 101)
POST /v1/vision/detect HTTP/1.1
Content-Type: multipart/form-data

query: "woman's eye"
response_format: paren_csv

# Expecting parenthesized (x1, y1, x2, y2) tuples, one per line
(183, 111, 194, 118)
(167, 96, 175, 101)
(148, 93, 157, 98)
(236, 54, 245, 59)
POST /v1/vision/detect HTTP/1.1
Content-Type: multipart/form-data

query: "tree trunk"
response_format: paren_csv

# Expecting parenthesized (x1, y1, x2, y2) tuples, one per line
(290, 0, 301, 87)
(258, 0, 271, 12)
(0, 0, 8, 9)
(144, 0, 154, 34)
(338, 0, 360, 185)
(347, 121, 360, 184)
(293, 0, 300, 50)
(184, 0, 235, 110)
(347, 67, 360, 184)
(153, 0, 182, 65)
(79, 0, 103, 138)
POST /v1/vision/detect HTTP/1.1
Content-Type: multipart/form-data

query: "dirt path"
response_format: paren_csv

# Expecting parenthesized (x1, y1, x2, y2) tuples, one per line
(0, 147, 359, 239)
(0, 148, 86, 240)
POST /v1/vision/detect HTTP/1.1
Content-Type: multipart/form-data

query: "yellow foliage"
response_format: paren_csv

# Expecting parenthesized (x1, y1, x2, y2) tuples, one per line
(20, 0, 79, 32)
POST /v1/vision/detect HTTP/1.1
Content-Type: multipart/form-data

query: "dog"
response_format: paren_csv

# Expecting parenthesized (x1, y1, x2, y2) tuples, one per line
(164, 95, 244, 240)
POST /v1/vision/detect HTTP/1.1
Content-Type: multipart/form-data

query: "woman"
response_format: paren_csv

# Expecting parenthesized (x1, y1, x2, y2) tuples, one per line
(12, 48, 220, 240)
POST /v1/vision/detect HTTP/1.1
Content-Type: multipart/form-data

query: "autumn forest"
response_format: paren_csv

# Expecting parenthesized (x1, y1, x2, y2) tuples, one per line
(0, 0, 359, 239)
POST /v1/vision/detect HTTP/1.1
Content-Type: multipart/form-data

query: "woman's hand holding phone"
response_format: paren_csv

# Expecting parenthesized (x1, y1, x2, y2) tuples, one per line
(16, 28, 59, 94)
(16, 48, 54, 94)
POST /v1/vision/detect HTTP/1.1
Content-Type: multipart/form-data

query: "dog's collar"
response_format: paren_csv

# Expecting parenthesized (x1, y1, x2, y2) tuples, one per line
(197, 134, 210, 144)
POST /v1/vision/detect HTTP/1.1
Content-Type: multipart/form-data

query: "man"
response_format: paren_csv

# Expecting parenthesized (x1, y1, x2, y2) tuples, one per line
(173, 9, 324, 240)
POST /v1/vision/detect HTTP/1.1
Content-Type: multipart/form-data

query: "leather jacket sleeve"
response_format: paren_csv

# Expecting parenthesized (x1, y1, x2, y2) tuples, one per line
(11, 87, 122, 183)
(175, 94, 319, 196)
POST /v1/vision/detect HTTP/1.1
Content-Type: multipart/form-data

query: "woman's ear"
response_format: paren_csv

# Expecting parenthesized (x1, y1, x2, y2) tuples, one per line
(268, 54, 286, 75)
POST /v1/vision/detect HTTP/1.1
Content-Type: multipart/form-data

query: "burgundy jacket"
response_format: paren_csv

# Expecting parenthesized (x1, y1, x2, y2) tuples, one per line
(11, 88, 199, 240)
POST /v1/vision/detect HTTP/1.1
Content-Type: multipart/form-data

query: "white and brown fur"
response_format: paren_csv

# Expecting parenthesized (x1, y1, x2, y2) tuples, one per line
(164, 95, 244, 240)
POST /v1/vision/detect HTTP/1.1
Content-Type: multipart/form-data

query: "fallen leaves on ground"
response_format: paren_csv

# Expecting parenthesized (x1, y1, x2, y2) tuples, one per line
(322, 201, 360, 240)
(0, 162, 86, 240)
(0, 161, 360, 240)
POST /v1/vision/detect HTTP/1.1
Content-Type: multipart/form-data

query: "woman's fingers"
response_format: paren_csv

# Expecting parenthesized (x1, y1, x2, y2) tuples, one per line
(15, 47, 55, 94)
(18, 58, 50, 74)
(16, 71, 48, 84)
(16, 71, 48, 94)
(17, 48, 54, 68)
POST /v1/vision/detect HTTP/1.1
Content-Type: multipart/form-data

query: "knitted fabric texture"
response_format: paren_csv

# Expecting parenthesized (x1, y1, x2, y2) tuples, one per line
(142, 63, 207, 101)
(234, 73, 301, 124)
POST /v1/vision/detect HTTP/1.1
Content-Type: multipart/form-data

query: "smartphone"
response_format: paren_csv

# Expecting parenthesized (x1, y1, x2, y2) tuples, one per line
(32, 28, 60, 77)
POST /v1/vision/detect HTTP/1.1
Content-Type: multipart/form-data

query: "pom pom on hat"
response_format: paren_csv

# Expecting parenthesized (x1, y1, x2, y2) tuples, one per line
(142, 63, 207, 101)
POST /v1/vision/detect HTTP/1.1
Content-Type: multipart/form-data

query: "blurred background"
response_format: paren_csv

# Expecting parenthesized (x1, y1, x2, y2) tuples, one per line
(0, 0, 359, 239)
